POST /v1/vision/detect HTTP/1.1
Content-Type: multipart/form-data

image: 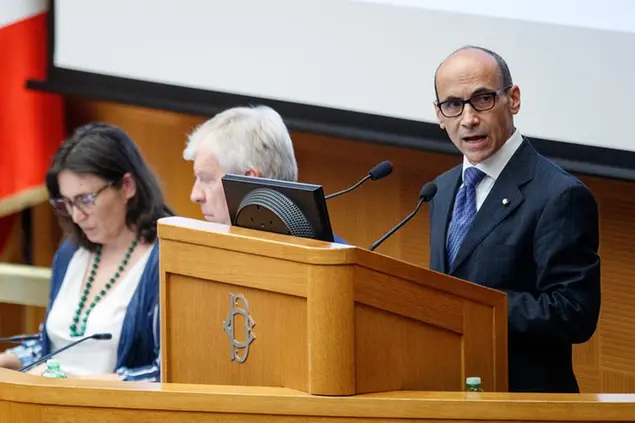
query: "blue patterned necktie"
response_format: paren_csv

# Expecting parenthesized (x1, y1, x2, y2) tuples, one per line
(447, 167, 486, 268)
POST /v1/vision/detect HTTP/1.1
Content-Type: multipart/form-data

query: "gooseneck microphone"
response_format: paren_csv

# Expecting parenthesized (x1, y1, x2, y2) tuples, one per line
(19, 332, 112, 373)
(0, 334, 41, 343)
(369, 182, 438, 251)
(325, 160, 393, 200)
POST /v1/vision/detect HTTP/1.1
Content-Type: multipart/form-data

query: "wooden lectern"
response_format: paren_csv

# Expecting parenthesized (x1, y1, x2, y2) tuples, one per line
(158, 216, 508, 394)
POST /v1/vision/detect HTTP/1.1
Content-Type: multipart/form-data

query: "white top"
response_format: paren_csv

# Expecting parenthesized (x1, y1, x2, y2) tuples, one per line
(47, 243, 154, 376)
(461, 129, 524, 211)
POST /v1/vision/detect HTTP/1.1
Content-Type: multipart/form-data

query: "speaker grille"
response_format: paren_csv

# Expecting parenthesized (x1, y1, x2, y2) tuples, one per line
(235, 188, 315, 239)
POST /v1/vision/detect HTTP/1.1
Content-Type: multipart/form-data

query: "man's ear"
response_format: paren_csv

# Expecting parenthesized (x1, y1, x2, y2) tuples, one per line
(121, 172, 137, 200)
(508, 85, 521, 115)
(433, 101, 446, 130)
(245, 168, 261, 178)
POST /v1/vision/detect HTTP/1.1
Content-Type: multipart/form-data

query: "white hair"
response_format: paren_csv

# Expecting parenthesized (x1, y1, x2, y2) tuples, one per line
(183, 105, 298, 181)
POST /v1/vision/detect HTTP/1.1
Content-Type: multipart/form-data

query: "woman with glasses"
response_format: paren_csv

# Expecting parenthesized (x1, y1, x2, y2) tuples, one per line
(0, 123, 173, 381)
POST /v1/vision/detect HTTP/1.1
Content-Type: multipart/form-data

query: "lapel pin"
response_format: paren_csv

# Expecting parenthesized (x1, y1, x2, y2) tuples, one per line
(502, 198, 510, 206)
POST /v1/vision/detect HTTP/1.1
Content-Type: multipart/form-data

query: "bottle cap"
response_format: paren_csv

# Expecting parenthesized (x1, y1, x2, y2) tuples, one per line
(46, 359, 61, 368)
(466, 376, 481, 385)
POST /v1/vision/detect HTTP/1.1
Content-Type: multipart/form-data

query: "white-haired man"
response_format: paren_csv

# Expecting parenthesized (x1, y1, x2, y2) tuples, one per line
(184, 105, 299, 225)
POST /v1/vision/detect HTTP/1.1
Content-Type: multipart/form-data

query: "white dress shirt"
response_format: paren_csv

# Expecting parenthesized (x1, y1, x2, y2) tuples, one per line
(461, 129, 524, 211)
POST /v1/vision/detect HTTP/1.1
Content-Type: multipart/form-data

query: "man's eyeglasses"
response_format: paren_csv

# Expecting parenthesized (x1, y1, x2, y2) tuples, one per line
(436, 85, 512, 118)
(49, 182, 113, 216)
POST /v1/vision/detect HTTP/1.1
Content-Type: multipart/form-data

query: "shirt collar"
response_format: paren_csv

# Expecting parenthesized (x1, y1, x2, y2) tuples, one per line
(462, 129, 523, 182)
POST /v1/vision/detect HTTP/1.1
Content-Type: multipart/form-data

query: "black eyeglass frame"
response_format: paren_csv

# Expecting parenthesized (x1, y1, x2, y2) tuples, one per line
(436, 85, 513, 118)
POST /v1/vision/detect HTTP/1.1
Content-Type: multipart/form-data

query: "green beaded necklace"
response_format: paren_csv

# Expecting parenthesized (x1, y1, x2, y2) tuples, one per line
(70, 239, 139, 337)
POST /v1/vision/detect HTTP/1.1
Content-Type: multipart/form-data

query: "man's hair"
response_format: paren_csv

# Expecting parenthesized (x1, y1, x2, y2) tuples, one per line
(434, 45, 513, 101)
(183, 105, 298, 182)
(46, 123, 174, 251)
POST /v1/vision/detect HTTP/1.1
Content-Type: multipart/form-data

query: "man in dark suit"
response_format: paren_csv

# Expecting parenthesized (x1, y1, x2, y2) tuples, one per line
(428, 46, 601, 393)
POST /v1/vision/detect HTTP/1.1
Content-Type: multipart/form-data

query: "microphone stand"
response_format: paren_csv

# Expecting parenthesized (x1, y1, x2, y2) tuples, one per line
(325, 175, 370, 200)
(19, 333, 112, 373)
(370, 196, 426, 251)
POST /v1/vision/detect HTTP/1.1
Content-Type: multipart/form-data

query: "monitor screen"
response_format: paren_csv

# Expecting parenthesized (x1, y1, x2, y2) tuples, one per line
(222, 174, 335, 242)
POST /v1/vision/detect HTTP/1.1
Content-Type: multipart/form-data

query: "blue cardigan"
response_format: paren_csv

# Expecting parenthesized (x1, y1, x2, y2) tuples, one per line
(8, 239, 161, 381)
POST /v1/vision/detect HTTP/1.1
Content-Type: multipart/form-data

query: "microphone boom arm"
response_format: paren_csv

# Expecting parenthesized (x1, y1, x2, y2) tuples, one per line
(370, 197, 426, 251)
(0, 334, 40, 343)
(324, 175, 370, 200)
(324, 161, 393, 201)
(368, 181, 437, 252)
(19, 333, 111, 373)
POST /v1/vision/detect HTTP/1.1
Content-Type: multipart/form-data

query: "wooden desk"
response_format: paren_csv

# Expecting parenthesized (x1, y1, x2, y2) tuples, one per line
(1, 369, 634, 422)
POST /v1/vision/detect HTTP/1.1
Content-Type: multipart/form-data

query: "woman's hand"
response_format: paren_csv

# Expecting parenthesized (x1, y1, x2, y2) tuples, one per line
(0, 353, 22, 370)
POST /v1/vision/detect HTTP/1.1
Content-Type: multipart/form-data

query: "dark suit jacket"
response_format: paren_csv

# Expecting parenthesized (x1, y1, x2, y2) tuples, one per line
(429, 139, 601, 393)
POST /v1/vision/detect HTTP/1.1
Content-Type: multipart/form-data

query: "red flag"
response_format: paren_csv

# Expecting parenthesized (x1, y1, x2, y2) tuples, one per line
(0, 1, 65, 255)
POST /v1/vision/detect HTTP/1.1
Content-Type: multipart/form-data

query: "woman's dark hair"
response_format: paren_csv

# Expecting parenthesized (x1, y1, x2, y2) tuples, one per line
(46, 123, 174, 250)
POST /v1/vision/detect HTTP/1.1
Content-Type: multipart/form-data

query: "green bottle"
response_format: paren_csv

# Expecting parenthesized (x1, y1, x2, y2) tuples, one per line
(41, 359, 67, 379)
(465, 376, 483, 392)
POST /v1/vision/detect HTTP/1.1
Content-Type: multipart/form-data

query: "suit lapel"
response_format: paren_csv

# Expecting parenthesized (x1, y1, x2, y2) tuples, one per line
(430, 166, 462, 274)
(449, 140, 536, 275)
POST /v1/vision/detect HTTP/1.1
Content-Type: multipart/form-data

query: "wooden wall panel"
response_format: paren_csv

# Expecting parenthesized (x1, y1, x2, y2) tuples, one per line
(66, 98, 203, 219)
(23, 203, 61, 333)
(294, 133, 459, 265)
(10, 96, 634, 393)
(0, 208, 55, 337)
(0, 215, 26, 348)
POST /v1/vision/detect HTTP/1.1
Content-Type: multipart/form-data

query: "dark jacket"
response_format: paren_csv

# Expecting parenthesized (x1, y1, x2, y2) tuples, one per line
(428, 140, 601, 393)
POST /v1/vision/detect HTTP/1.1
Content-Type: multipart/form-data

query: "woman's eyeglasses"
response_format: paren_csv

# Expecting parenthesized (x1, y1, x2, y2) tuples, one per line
(49, 182, 113, 216)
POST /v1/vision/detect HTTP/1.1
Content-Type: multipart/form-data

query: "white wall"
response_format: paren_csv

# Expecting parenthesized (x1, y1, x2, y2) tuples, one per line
(55, 0, 635, 152)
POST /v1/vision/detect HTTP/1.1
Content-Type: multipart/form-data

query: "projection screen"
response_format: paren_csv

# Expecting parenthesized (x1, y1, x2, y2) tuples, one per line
(32, 0, 635, 180)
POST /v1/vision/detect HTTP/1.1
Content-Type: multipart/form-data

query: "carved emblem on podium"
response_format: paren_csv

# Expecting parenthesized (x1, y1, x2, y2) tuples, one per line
(222, 293, 256, 363)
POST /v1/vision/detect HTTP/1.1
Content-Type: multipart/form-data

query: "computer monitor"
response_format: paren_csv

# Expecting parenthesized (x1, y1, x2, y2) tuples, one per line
(222, 174, 335, 242)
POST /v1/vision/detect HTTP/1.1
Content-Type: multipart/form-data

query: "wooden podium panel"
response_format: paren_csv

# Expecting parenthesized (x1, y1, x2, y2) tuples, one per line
(158, 217, 508, 395)
(1, 370, 635, 423)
